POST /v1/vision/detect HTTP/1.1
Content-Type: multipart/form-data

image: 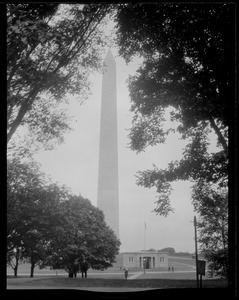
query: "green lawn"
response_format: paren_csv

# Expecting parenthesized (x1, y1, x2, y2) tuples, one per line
(6, 256, 196, 276)
(7, 276, 228, 289)
(7, 255, 228, 290)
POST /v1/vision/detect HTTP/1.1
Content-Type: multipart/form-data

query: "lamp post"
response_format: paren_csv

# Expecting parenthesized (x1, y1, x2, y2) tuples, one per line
(194, 216, 199, 288)
(143, 258, 146, 274)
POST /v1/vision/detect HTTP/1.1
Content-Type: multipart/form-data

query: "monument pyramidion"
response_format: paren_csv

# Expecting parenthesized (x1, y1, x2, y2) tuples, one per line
(97, 49, 119, 238)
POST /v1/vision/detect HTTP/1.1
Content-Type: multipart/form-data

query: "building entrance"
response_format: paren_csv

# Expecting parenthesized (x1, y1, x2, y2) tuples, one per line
(123, 252, 168, 269)
(144, 257, 151, 269)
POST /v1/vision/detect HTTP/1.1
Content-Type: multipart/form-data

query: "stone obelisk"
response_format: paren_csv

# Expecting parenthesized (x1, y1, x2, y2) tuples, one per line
(97, 49, 119, 238)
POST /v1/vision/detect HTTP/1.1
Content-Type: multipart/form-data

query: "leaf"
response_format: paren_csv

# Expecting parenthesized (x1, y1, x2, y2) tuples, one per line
(40, 37, 47, 43)
(21, 37, 27, 44)
(11, 25, 21, 34)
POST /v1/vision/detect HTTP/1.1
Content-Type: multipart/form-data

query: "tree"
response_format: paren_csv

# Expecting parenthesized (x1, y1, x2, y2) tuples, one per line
(158, 247, 176, 256)
(192, 181, 228, 278)
(7, 3, 113, 150)
(205, 248, 228, 278)
(7, 158, 69, 277)
(114, 3, 233, 215)
(7, 248, 23, 277)
(47, 195, 121, 276)
(21, 183, 69, 277)
(7, 158, 45, 252)
(7, 157, 120, 277)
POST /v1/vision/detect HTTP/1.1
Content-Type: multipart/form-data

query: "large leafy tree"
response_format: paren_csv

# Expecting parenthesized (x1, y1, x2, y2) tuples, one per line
(20, 183, 70, 277)
(192, 181, 228, 251)
(7, 159, 120, 277)
(7, 3, 113, 150)
(192, 181, 228, 278)
(47, 195, 121, 276)
(114, 3, 234, 215)
(7, 158, 45, 251)
(7, 158, 70, 276)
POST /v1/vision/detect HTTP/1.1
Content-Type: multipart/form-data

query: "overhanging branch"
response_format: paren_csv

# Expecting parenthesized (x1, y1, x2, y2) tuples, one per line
(209, 117, 228, 155)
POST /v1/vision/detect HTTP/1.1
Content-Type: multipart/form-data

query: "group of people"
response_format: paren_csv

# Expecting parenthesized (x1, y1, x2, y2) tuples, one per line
(69, 259, 89, 278)
(70, 260, 129, 279)
(70, 262, 175, 278)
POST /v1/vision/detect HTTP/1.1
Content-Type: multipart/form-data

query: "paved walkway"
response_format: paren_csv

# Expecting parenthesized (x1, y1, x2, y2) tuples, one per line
(128, 272, 144, 279)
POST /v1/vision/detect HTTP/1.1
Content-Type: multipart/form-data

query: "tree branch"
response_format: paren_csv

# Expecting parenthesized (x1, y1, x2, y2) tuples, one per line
(7, 88, 40, 144)
(209, 117, 228, 155)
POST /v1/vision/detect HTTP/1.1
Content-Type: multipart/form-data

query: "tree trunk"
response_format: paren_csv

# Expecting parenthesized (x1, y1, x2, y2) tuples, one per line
(221, 217, 227, 250)
(14, 256, 19, 277)
(7, 87, 40, 144)
(14, 266, 18, 277)
(69, 271, 73, 278)
(30, 252, 35, 278)
(209, 117, 228, 154)
(30, 263, 35, 278)
(13, 248, 20, 277)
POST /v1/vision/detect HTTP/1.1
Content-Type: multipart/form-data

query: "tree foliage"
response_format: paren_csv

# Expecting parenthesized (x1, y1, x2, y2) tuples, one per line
(47, 195, 120, 274)
(158, 247, 176, 256)
(205, 248, 228, 278)
(114, 3, 233, 215)
(7, 3, 113, 150)
(192, 181, 228, 251)
(192, 181, 228, 278)
(46, 195, 121, 275)
(7, 159, 120, 277)
(7, 158, 69, 276)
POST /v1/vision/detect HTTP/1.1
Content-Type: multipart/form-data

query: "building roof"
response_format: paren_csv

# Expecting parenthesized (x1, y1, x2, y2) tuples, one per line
(120, 251, 168, 255)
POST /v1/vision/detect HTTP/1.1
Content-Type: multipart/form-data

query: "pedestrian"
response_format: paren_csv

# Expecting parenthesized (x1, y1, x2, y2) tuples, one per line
(80, 259, 89, 278)
(172, 266, 174, 272)
(124, 268, 128, 279)
(73, 260, 79, 278)
(168, 266, 171, 272)
(68, 266, 74, 278)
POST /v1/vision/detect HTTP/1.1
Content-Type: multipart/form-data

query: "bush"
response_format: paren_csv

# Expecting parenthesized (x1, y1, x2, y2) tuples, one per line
(205, 248, 228, 278)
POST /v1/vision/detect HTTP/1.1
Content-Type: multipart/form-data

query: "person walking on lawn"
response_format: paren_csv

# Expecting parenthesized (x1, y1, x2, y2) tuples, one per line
(124, 268, 129, 279)
(80, 259, 89, 278)
(73, 260, 79, 278)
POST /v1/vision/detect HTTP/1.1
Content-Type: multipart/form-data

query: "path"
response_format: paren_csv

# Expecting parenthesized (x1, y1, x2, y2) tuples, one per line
(128, 272, 144, 279)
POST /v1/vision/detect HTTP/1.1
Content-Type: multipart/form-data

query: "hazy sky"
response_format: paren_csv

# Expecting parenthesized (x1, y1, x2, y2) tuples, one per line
(32, 45, 209, 254)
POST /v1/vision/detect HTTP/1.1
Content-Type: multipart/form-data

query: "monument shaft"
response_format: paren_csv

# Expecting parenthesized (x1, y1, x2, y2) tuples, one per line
(97, 50, 119, 238)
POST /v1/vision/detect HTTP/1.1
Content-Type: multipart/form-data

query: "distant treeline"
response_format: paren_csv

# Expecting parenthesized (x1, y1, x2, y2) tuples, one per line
(146, 247, 205, 258)
(159, 247, 191, 256)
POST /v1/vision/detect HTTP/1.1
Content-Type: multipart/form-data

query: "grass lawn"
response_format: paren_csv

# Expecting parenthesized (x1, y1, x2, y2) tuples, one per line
(7, 276, 228, 289)
(6, 277, 232, 300)
(6, 256, 230, 298)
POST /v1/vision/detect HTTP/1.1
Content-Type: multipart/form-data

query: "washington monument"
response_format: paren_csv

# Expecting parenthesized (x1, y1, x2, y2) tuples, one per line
(97, 49, 119, 238)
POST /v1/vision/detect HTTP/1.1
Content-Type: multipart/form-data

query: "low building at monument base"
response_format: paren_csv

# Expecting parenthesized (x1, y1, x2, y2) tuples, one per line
(115, 251, 168, 269)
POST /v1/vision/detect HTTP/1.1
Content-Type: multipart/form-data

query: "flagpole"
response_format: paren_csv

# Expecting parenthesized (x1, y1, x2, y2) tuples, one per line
(144, 221, 146, 250)
(144, 224, 145, 250)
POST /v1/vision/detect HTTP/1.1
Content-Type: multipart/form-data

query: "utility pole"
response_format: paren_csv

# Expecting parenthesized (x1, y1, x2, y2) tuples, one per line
(143, 221, 147, 250)
(194, 216, 199, 288)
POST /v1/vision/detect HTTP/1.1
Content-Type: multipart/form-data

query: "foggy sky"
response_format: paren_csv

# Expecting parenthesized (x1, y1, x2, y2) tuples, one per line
(33, 48, 208, 253)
